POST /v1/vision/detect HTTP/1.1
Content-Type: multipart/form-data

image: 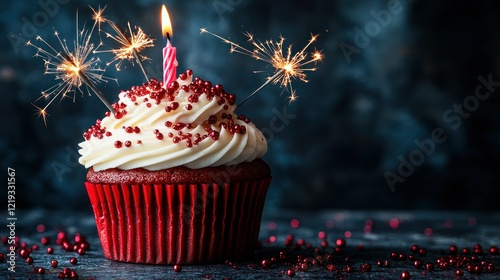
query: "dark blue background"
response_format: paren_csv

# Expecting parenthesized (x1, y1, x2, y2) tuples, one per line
(1, 0, 499, 211)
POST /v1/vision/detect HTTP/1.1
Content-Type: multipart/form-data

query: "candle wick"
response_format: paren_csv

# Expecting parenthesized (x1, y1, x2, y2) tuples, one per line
(164, 32, 171, 45)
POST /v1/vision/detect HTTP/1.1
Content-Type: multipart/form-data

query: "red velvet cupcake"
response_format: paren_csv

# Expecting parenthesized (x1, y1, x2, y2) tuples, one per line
(79, 70, 270, 264)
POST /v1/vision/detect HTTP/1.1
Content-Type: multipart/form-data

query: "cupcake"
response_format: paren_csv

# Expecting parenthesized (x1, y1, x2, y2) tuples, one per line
(78, 69, 270, 264)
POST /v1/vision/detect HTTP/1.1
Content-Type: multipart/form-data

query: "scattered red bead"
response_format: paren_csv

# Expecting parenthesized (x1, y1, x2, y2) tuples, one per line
(418, 248, 427, 256)
(449, 245, 458, 254)
(473, 244, 483, 255)
(70, 257, 78, 265)
(360, 263, 371, 272)
(290, 219, 300, 229)
(410, 244, 419, 253)
(400, 271, 411, 279)
(389, 218, 400, 228)
(19, 248, 29, 259)
(36, 224, 46, 233)
(37, 267, 46, 274)
(425, 262, 434, 271)
(300, 262, 309, 272)
(489, 246, 498, 255)
(173, 264, 182, 272)
(344, 265, 354, 273)
(413, 259, 423, 269)
(335, 238, 346, 248)
(63, 267, 72, 276)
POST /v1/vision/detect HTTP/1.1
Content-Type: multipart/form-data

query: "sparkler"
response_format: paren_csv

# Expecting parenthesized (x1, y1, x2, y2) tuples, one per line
(27, 11, 115, 126)
(200, 28, 323, 106)
(91, 6, 154, 82)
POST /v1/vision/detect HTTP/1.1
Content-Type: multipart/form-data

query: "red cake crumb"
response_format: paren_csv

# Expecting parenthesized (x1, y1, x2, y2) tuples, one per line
(86, 159, 271, 184)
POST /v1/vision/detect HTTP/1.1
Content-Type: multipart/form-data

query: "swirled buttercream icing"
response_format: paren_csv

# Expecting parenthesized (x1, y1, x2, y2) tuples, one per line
(78, 70, 267, 171)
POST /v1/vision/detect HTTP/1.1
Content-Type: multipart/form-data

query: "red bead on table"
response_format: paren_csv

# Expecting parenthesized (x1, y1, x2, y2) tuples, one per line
(36, 267, 45, 274)
(335, 238, 346, 248)
(400, 271, 410, 280)
(19, 249, 29, 259)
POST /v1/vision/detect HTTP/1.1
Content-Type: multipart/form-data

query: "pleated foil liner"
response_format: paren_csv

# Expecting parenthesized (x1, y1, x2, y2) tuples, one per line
(85, 178, 271, 264)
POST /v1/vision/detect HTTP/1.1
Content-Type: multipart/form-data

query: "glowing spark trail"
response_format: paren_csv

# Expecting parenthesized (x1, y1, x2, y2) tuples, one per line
(91, 6, 154, 82)
(200, 28, 323, 106)
(27, 11, 115, 126)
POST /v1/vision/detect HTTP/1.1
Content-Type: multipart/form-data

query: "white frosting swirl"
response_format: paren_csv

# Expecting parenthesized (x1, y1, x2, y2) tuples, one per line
(78, 73, 267, 171)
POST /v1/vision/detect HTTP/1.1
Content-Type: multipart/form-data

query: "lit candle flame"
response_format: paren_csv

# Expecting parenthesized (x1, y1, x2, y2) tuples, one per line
(162, 5, 173, 41)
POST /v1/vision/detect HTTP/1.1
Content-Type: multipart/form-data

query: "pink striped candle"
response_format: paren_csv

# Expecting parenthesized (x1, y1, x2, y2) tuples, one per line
(162, 5, 177, 88)
(163, 39, 177, 87)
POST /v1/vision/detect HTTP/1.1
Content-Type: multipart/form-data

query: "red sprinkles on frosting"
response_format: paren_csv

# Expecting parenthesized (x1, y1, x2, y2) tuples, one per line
(83, 70, 251, 148)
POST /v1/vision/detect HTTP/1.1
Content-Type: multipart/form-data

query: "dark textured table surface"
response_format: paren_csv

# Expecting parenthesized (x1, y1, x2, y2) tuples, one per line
(1, 209, 500, 279)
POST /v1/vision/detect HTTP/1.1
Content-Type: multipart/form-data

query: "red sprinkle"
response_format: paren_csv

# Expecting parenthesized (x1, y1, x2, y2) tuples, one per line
(114, 141, 123, 149)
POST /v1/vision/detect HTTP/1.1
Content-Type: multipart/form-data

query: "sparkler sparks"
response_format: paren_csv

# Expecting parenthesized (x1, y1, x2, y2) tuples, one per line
(200, 28, 323, 106)
(91, 6, 154, 81)
(27, 11, 115, 126)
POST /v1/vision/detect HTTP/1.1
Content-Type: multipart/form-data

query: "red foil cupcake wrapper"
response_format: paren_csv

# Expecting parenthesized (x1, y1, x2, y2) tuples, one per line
(85, 178, 271, 264)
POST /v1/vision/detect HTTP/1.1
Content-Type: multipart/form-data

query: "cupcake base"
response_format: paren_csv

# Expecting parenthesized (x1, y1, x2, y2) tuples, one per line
(85, 178, 270, 264)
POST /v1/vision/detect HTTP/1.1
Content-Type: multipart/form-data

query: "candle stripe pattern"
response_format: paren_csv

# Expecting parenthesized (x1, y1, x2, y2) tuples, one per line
(163, 40, 177, 87)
